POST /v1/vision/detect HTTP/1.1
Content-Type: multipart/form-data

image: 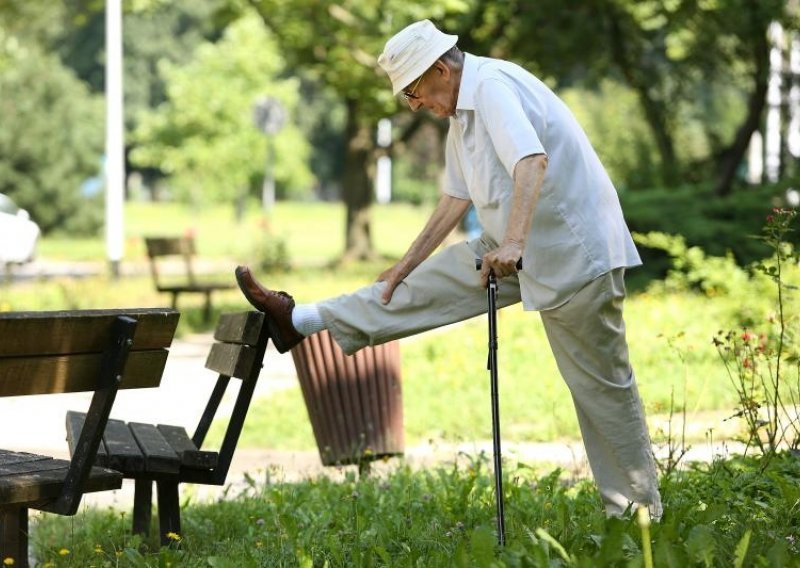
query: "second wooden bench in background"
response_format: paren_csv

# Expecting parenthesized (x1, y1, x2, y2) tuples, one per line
(144, 236, 234, 322)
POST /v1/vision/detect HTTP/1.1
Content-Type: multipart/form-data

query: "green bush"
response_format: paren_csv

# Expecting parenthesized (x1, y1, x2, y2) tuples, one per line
(622, 182, 799, 283)
(0, 46, 104, 235)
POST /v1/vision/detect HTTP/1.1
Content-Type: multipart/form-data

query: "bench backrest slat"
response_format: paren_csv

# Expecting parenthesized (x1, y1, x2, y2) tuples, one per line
(0, 309, 178, 356)
(145, 237, 195, 258)
(145, 237, 197, 286)
(0, 350, 169, 397)
(0, 309, 179, 397)
(205, 344, 257, 379)
(204, 311, 265, 380)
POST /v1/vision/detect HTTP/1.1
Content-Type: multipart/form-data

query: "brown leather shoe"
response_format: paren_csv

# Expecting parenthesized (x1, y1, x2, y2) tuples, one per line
(235, 265, 304, 353)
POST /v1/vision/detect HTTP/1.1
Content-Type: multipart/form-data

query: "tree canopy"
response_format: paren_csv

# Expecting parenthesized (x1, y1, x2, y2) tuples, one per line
(130, 12, 313, 209)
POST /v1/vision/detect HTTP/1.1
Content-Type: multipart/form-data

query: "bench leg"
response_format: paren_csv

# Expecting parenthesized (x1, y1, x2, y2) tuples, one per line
(156, 481, 181, 546)
(1, 506, 29, 568)
(203, 292, 212, 323)
(132, 479, 153, 537)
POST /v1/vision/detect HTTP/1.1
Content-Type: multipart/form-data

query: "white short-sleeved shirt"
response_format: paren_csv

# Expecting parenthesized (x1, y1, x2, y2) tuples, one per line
(445, 53, 642, 310)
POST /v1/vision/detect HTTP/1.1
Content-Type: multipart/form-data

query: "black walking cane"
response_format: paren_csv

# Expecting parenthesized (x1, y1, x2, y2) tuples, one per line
(475, 257, 521, 547)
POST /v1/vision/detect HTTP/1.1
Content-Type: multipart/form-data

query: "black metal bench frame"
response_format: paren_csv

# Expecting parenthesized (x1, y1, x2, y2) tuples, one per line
(0, 308, 179, 568)
(67, 311, 271, 545)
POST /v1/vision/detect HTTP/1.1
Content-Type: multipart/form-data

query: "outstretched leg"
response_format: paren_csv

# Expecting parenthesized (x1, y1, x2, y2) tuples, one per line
(319, 240, 522, 354)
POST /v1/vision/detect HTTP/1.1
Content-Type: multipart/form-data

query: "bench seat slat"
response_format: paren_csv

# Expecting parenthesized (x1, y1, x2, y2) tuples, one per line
(103, 419, 146, 473)
(205, 343, 258, 379)
(66, 411, 108, 462)
(0, 450, 122, 506)
(128, 423, 180, 474)
(157, 425, 219, 470)
(0, 458, 70, 476)
(0, 309, 179, 356)
(0, 466, 122, 506)
(0, 350, 169, 397)
(0, 451, 50, 467)
(157, 283, 232, 294)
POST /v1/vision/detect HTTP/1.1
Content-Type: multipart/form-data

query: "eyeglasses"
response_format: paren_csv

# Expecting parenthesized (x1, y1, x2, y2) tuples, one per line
(402, 71, 426, 101)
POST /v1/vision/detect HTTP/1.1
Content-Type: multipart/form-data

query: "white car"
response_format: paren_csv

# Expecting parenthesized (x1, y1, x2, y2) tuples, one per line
(0, 193, 40, 264)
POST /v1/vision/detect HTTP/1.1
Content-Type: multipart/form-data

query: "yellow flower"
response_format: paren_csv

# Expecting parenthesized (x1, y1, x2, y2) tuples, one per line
(3, 557, 15, 566)
(166, 531, 182, 542)
(58, 548, 70, 556)
(94, 544, 103, 554)
(256, 541, 263, 548)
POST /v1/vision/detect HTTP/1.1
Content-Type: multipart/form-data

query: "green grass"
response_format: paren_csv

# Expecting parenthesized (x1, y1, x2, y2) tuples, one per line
(7, 200, 800, 566)
(29, 452, 800, 566)
(37, 201, 435, 265)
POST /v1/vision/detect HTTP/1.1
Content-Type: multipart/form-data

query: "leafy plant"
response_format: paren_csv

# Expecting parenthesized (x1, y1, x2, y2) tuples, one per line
(714, 208, 800, 461)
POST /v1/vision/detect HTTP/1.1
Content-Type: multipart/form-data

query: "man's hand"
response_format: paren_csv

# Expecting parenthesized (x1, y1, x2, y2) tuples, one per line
(480, 241, 523, 288)
(377, 262, 411, 304)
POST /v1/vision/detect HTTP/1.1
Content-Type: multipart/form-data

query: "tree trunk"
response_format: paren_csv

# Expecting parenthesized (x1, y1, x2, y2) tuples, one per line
(606, 6, 679, 186)
(341, 98, 376, 261)
(712, 7, 770, 197)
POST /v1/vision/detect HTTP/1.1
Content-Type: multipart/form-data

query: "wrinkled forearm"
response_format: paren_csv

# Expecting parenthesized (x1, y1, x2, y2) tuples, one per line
(397, 194, 471, 274)
(503, 154, 548, 249)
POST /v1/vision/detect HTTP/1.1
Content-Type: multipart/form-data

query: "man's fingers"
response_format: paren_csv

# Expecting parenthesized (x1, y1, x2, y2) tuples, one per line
(381, 280, 397, 304)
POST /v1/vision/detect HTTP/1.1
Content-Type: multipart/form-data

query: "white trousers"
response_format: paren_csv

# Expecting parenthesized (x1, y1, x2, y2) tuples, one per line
(318, 239, 662, 518)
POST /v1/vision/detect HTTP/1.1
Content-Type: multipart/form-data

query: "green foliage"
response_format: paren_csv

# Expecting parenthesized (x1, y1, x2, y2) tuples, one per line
(30, 453, 800, 566)
(622, 183, 798, 283)
(561, 80, 661, 190)
(249, 221, 291, 274)
(131, 11, 314, 205)
(391, 153, 441, 206)
(633, 232, 750, 296)
(0, 44, 104, 235)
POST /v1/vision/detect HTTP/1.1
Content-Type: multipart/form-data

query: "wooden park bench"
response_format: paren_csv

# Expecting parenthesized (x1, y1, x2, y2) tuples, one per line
(0, 308, 179, 567)
(145, 236, 234, 322)
(67, 311, 271, 545)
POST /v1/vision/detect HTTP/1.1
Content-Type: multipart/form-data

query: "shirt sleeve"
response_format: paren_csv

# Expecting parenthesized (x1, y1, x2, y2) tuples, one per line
(442, 124, 470, 200)
(474, 78, 546, 177)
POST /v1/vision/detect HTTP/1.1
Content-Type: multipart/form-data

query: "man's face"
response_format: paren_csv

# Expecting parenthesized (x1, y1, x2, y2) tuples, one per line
(402, 61, 457, 118)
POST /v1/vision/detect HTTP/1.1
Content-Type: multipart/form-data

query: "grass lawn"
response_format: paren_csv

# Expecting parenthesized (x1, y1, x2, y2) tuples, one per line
(6, 200, 800, 566)
(4, 200, 795, 450)
(30, 453, 800, 566)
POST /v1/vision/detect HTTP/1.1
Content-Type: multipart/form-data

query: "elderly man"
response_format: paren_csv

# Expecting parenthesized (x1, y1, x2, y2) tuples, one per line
(236, 19, 662, 520)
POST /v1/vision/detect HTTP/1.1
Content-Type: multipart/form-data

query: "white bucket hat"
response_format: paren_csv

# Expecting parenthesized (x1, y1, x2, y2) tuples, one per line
(377, 20, 458, 96)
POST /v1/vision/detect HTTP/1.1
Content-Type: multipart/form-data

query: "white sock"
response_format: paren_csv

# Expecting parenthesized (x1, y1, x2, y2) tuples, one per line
(291, 303, 326, 337)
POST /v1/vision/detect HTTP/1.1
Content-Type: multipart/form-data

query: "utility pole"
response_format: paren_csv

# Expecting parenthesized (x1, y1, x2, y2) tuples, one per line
(105, 0, 125, 278)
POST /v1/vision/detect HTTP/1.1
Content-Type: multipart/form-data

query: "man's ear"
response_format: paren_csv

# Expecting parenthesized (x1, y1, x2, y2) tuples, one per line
(434, 59, 450, 80)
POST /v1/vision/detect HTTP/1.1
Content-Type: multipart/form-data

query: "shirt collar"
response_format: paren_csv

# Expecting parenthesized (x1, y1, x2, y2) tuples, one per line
(456, 53, 478, 111)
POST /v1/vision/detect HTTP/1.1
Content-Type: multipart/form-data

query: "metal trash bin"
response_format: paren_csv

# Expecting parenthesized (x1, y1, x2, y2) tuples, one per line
(290, 329, 404, 467)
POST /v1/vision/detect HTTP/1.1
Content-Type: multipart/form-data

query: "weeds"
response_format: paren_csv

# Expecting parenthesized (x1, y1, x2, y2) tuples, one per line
(31, 452, 800, 566)
(714, 208, 800, 462)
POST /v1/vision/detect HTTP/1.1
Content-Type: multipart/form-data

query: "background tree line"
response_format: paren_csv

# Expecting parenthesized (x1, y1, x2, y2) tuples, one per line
(0, 0, 798, 267)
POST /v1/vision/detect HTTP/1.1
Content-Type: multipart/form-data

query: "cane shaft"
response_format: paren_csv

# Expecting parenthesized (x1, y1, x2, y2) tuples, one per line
(487, 273, 506, 546)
